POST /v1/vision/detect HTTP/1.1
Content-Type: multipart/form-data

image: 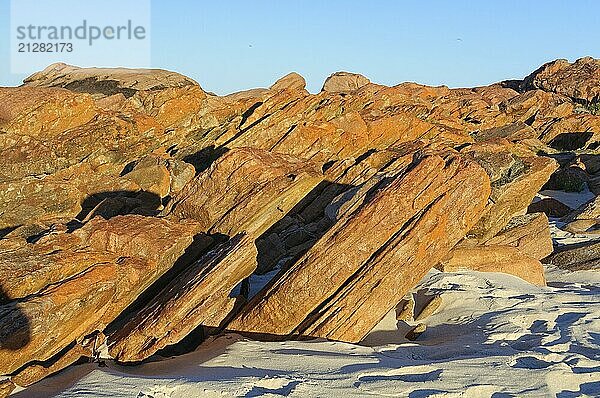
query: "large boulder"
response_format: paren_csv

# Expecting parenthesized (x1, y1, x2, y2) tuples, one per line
(322, 71, 370, 93)
(270, 72, 307, 92)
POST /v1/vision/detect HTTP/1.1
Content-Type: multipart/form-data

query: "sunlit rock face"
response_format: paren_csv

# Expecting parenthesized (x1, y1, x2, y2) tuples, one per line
(1, 58, 600, 388)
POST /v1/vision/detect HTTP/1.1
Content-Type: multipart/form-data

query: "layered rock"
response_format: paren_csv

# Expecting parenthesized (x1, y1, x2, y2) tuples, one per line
(11, 339, 94, 387)
(0, 86, 96, 138)
(228, 154, 490, 342)
(544, 241, 600, 271)
(537, 114, 600, 150)
(163, 148, 323, 237)
(440, 212, 552, 286)
(108, 234, 257, 362)
(0, 215, 205, 375)
(521, 57, 600, 103)
(464, 143, 558, 241)
(480, 212, 554, 260)
(0, 180, 83, 230)
(2, 57, 600, 385)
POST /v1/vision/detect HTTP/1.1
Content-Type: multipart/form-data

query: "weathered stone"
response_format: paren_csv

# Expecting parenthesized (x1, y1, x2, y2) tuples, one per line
(0, 86, 96, 137)
(473, 122, 537, 142)
(228, 155, 490, 342)
(0, 380, 15, 398)
(468, 153, 558, 241)
(322, 72, 370, 93)
(108, 234, 257, 362)
(464, 146, 523, 184)
(23, 62, 199, 98)
(0, 260, 129, 375)
(563, 195, 600, 223)
(502, 90, 573, 125)
(414, 295, 442, 321)
(0, 180, 83, 230)
(440, 246, 546, 286)
(255, 233, 286, 275)
(484, 213, 554, 260)
(395, 296, 415, 322)
(12, 342, 92, 387)
(405, 323, 427, 341)
(543, 166, 588, 192)
(0, 215, 205, 375)
(564, 219, 600, 235)
(167, 159, 196, 194)
(544, 241, 600, 271)
(588, 175, 600, 196)
(0, 235, 115, 301)
(163, 148, 323, 237)
(521, 57, 600, 103)
(578, 154, 600, 175)
(270, 72, 307, 92)
(3, 57, 600, 383)
(538, 115, 600, 150)
(72, 215, 209, 269)
(123, 155, 172, 199)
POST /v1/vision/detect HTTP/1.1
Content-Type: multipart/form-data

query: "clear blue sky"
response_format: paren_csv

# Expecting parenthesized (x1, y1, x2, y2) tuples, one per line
(1, 0, 599, 94)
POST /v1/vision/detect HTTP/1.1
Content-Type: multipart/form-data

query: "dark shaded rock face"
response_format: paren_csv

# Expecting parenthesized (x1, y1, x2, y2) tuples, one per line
(528, 198, 572, 218)
(544, 241, 600, 271)
(1, 58, 600, 387)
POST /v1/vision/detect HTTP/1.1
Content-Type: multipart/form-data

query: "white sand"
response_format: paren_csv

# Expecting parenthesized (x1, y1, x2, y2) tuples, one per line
(14, 265, 600, 398)
(537, 188, 596, 210)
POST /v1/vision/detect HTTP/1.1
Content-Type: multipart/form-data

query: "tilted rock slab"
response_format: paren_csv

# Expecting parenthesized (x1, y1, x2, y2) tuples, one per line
(108, 234, 257, 362)
(467, 151, 558, 242)
(11, 338, 94, 387)
(228, 154, 491, 342)
(0, 215, 204, 375)
(163, 147, 323, 237)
